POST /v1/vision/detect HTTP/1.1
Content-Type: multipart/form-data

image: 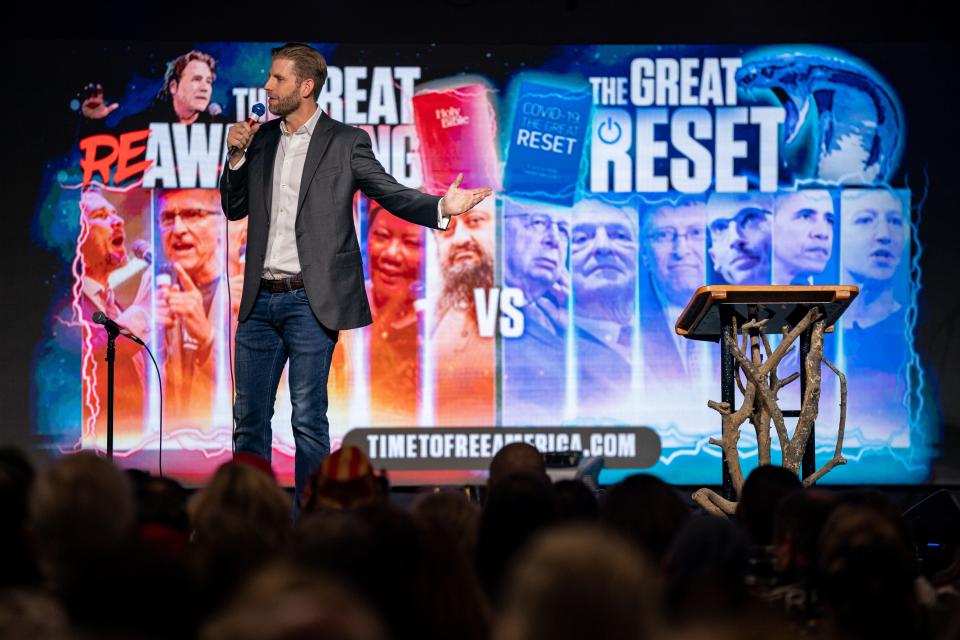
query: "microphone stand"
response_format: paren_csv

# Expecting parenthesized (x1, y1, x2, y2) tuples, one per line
(103, 323, 119, 460)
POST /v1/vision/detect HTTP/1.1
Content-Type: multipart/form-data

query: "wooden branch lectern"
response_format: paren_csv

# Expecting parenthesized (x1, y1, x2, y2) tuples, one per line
(676, 285, 858, 501)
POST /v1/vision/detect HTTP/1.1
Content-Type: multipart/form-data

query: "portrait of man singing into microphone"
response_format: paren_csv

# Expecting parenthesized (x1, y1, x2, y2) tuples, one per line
(77, 187, 153, 440)
(220, 43, 491, 511)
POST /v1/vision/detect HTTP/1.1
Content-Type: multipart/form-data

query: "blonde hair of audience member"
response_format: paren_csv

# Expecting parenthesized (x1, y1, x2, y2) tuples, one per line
(413, 489, 482, 562)
(495, 525, 660, 640)
(30, 452, 135, 589)
(201, 563, 386, 640)
(189, 461, 291, 549)
(0, 584, 70, 640)
(658, 615, 801, 640)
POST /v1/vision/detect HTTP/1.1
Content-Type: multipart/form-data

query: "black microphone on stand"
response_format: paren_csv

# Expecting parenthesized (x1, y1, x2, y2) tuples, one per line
(90, 310, 160, 464)
(92, 310, 145, 346)
(228, 103, 266, 156)
(91, 310, 133, 462)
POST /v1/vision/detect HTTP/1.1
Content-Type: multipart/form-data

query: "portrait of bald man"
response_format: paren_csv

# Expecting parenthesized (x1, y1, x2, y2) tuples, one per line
(571, 197, 639, 411)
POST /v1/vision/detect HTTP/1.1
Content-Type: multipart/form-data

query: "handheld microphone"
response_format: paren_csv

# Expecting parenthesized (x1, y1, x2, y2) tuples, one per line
(228, 103, 266, 156)
(92, 310, 145, 346)
(132, 239, 152, 265)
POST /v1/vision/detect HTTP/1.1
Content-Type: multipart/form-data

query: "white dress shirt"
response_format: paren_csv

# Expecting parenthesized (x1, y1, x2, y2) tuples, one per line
(81, 276, 118, 316)
(263, 105, 322, 278)
(230, 108, 449, 281)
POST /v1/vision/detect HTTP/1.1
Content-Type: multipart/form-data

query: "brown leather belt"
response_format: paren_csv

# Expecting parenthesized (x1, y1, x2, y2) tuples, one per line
(260, 275, 304, 293)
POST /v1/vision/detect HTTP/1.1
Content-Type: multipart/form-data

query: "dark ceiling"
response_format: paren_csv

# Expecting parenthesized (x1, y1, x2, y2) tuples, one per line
(3, 0, 954, 44)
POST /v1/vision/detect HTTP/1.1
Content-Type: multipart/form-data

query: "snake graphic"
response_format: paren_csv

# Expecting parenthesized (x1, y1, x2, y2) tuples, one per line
(736, 52, 903, 184)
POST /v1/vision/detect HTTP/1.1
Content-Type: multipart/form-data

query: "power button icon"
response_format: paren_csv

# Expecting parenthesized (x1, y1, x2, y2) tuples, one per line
(598, 116, 622, 144)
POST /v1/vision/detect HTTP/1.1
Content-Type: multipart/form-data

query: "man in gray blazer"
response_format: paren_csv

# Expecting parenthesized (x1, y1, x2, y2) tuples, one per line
(220, 43, 491, 509)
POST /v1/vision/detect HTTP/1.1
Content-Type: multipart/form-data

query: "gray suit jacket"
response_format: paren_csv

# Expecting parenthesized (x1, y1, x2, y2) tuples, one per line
(220, 112, 442, 330)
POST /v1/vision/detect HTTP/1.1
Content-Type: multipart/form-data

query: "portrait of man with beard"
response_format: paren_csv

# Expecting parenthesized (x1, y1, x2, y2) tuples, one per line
(570, 198, 639, 410)
(431, 197, 496, 426)
(706, 192, 773, 285)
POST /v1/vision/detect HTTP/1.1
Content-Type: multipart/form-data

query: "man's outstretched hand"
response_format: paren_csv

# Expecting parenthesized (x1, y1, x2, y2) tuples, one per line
(441, 173, 493, 216)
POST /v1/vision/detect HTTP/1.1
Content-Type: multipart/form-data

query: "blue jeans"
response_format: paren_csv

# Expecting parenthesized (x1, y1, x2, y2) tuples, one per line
(233, 286, 338, 512)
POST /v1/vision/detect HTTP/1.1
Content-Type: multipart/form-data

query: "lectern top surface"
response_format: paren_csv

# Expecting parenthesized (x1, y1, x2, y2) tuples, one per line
(675, 285, 859, 341)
